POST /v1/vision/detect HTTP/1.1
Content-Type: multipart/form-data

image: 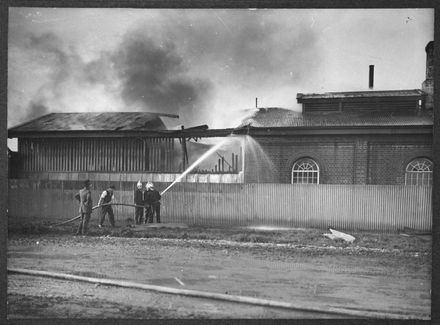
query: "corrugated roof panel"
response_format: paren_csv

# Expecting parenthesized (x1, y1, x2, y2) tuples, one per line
(238, 107, 433, 128)
(9, 112, 180, 132)
(297, 89, 424, 101)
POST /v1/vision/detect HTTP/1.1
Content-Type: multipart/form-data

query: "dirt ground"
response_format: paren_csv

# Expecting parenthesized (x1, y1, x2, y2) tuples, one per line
(7, 226, 431, 319)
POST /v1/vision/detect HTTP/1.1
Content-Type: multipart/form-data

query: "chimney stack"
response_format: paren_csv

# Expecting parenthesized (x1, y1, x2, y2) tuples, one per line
(369, 65, 374, 89)
(422, 41, 434, 109)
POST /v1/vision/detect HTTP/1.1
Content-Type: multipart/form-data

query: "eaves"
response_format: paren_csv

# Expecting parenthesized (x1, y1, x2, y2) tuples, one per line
(8, 125, 433, 139)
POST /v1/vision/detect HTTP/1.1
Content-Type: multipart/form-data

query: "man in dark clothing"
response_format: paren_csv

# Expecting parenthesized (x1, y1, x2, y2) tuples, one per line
(143, 182, 161, 223)
(98, 185, 116, 227)
(75, 180, 93, 235)
(134, 180, 144, 224)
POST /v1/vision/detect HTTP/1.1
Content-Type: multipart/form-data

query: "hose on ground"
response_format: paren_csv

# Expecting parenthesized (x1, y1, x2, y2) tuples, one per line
(8, 267, 423, 319)
(49, 203, 146, 227)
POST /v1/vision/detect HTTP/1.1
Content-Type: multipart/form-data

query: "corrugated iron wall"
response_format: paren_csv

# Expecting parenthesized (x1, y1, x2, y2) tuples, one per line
(8, 180, 432, 232)
(160, 183, 432, 231)
(18, 137, 175, 172)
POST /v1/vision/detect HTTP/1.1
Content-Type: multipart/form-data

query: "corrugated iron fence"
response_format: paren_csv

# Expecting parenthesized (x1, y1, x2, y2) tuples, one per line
(8, 180, 432, 232)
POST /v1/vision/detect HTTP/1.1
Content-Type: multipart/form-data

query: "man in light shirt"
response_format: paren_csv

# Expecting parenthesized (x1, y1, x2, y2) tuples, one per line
(98, 185, 116, 228)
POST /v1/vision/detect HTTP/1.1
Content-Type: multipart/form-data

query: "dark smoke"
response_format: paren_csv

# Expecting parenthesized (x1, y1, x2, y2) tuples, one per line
(9, 10, 322, 128)
(111, 32, 213, 126)
(12, 32, 107, 123)
(27, 101, 50, 122)
(10, 30, 214, 127)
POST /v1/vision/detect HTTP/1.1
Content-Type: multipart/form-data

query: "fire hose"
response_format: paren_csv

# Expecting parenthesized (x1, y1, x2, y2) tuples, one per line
(49, 203, 148, 227)
(7, 267, 423, 319)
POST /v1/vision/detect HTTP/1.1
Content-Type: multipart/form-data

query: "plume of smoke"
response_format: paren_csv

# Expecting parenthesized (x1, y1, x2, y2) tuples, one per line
(8, 9, 322, 129)
(110, 30, 214, 127)
(27, 101, 50, 121)
(141, 10, 321, 127)
(8, 29, 215, 128)
(8, 32, 122, 126)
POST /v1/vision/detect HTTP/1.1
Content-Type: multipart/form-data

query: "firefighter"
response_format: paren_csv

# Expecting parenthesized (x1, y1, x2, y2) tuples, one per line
(75, 179, 93, 235)
(144, 181, 161, 223)
(98, 185, 116, 228)
(134, 180, 144, 224)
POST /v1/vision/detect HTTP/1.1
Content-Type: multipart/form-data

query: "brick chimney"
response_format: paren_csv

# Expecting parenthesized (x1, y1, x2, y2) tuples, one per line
(422, 41, 434, 109)
(369, 65, 374, 89)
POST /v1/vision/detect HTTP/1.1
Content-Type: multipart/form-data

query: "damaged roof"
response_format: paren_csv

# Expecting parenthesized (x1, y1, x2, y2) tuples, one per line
(238, 107, 433, 128)
(8, 112, 180, 133)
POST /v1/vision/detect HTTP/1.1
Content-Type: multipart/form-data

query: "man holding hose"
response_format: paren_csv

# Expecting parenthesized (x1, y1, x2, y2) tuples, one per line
(134, 180, 144, 224)
(98, 185, 116, 228)
(144, 182, 161, 223)
(75, 180, 93, 235)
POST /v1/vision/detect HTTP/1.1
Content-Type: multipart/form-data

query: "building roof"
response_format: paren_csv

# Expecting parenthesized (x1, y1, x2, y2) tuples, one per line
(297, 89, 424, 102)
(238, 107, 433, 128)
(8, 112, 180, 133)
(8, 107, 433, 140)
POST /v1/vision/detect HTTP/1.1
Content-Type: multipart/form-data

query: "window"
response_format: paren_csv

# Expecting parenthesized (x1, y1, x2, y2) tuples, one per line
(292, 158, 319, 184)
(405, 158, 433, 186)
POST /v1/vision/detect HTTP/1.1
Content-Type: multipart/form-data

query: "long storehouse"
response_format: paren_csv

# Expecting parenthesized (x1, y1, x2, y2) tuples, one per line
(9, 112, 179, 173)
(8, 112, 243, 183)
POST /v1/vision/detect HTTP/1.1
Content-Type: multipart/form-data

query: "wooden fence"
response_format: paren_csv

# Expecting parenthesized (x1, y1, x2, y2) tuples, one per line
(8, 180, 432, 232)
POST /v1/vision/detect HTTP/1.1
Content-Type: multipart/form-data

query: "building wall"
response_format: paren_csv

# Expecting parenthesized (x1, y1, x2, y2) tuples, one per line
(17, 137, 177, 173)
(12, 133, 433, 185)
(244, 133, 433, 185)
(15, 137, 243, 177)
(13, 171, 244, 184)
(367, 140, 432, 185)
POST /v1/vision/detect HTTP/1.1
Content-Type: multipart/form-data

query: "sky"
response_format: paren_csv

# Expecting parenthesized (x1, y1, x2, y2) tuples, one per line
(8, 8, 434, 132)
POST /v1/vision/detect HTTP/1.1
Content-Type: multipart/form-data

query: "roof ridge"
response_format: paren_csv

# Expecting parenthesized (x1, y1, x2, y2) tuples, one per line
(8, 112, 56, 131)
(8, 111, 180, 133)
(298, 89, 423, 97)
(41, 111, 180, 118)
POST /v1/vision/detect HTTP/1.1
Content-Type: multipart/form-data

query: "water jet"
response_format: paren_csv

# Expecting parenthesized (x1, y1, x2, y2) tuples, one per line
(161, 135, 235, 195)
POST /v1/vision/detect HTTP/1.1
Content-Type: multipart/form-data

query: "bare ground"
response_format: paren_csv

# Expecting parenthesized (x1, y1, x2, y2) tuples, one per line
(7, 223, 432, 319)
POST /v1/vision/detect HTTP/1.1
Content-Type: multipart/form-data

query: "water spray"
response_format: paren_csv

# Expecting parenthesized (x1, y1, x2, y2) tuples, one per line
(160, 125, 253, 196)
(162, 124, 252, 193)
(160, 137, 231, 196)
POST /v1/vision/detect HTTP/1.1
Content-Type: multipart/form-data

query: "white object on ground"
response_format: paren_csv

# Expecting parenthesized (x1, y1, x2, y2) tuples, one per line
(323, 233, 337, 240)
(174, 277, 185, 286)
(323, 228, 355, 243)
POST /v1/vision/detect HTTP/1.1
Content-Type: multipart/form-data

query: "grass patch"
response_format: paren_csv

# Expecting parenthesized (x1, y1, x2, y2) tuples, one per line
(8, 220, 431, 253)
(230, 233, 271, 243)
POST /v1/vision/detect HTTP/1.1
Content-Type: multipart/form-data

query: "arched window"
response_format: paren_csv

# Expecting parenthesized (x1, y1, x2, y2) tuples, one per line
(405, 158, 433, 186)
(292, 158, 319, 184)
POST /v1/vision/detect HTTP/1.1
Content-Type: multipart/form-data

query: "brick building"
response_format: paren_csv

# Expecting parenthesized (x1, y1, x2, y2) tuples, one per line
(237, 42, 434, 185)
